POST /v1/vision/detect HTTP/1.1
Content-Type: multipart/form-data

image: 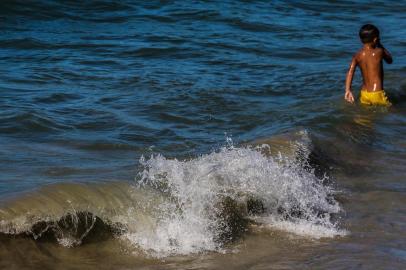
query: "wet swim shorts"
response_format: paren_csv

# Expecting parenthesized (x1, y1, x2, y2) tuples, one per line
(360, 90, 391, 106)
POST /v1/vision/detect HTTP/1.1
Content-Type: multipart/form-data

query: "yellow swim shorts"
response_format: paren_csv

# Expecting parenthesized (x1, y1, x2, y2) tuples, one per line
(360, 90, 391, 106)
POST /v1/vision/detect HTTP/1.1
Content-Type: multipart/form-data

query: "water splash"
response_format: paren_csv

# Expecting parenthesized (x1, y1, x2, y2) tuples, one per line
(0, 137, 346, 257)
(128, 141, 345, 257)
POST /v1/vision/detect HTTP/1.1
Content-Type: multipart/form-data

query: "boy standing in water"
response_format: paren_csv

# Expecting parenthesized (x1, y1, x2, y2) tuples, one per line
(345, 24, 393, 106)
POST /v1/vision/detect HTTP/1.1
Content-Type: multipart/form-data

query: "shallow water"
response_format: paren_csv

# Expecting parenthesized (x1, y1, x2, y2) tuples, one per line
(1, 1, 406, 269)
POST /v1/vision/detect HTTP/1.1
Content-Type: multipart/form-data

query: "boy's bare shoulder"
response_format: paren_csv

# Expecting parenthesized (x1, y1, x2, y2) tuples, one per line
(375, 47, 384, 56)
(352, 49, 363, 61)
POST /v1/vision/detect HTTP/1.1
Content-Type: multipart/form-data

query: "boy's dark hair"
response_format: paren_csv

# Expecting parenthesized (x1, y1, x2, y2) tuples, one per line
(359, 24, 380, 44)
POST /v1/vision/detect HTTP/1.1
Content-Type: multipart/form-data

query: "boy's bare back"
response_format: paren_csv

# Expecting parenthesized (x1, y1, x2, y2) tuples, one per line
(345, 24, 393, 105)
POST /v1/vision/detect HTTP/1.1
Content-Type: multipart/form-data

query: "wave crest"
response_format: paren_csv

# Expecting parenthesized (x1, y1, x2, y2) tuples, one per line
(0, 133, 347, 257)
(131, 139, 345, 257)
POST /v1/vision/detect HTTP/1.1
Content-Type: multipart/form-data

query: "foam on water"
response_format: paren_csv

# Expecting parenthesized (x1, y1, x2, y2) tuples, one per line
(0, 136, 346, 257)
(126, 140, 346, 257)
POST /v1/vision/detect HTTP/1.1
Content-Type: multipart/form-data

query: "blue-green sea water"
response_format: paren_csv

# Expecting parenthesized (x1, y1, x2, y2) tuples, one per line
(0, 1, 405, 269)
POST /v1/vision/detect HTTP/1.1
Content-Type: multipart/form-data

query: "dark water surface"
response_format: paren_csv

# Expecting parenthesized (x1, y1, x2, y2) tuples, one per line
(1, 1, 405, 269)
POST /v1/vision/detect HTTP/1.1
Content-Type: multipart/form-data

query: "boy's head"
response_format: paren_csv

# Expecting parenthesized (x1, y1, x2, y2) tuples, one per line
(359, 24, 380, 44)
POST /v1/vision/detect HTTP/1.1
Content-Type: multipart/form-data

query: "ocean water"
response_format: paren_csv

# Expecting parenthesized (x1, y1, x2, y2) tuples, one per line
(1, 1, 406, 269)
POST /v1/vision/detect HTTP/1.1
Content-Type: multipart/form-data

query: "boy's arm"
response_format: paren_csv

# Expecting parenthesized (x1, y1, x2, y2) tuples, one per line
(377, 40, 393, 64)
(345, 55, 357, 103)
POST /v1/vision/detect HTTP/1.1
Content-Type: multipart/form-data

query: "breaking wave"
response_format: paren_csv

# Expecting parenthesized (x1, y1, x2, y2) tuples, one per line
(128, 134, 346, 256)
(0, 133, 346, 257)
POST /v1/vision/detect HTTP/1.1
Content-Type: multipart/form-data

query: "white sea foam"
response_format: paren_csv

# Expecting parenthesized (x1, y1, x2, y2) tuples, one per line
(126, 141, 346, 257)
(0, 138, 346, 256)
